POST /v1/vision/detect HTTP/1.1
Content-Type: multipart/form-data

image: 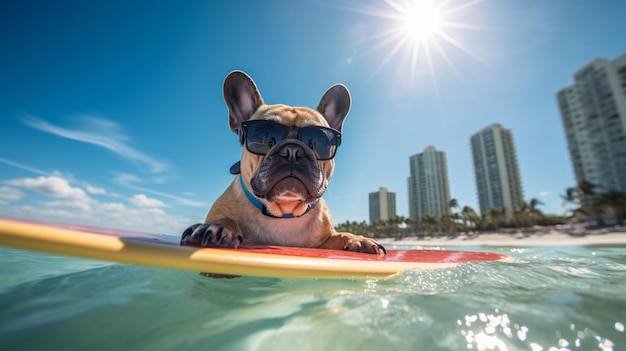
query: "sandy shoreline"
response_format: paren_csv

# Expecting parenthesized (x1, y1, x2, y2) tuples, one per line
(377, 230, 626, 247)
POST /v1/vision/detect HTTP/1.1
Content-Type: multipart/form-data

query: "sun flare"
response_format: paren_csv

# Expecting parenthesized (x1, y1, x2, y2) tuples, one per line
(344, 0, 485, 89)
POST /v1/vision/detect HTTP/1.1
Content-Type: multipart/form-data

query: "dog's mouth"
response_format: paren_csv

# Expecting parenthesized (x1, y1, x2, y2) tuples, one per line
(261, 176, 316, 202)
(253, 175, 322, 217)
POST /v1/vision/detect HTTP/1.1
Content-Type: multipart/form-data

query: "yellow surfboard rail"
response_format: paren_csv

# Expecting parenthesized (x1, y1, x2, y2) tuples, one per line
(0, 218, 512, 279)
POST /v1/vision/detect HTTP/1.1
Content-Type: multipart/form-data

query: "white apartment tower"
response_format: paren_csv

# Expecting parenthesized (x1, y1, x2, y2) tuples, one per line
(470, 124, 524, 218)
(557, 54, 626, 192)
(407, 146, 451, 222)
(369, 187, 397, 223)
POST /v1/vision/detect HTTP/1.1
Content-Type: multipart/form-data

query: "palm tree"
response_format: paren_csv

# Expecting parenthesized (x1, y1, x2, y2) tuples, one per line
(511, 199, 543, 228)
(386, 216, 401, 237)
(461, 206, 478, 231)
(447, 198, 460, 233)
(405, 217, 416, 235)
(528, 198, 545, 225)
(395, 215, 407, 238)
(449, 198, 459, 213)
(513, 202, 530, 228)
(335, 220, 349, 233)
(563, 180, 606, 225)
(596, 190, 626, 226)
(441, 214, 452, 233)
(377, 219, 390, 237)
(486, 207, 505, 230)
(420, 214, 438, 235)
(358, 221, 370, 235)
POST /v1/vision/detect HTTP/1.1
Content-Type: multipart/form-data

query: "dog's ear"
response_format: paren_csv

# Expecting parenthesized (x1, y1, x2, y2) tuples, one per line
(223, 71, 264, 133)
(316, 84, 351, 132)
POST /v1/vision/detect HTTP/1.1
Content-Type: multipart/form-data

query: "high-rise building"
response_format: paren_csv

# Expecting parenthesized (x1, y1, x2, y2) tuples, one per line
(557, 54, 626, 192)
(369, 187, 397, 223)
(407, 146, 451, 222)
(470, 124, 524, 218)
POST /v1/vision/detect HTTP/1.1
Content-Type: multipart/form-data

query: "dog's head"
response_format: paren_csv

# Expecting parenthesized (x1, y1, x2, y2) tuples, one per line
(224, 71, 350, 218)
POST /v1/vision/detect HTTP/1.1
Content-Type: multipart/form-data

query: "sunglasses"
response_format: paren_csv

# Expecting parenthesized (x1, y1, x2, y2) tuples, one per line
(239, 120, 342, 160)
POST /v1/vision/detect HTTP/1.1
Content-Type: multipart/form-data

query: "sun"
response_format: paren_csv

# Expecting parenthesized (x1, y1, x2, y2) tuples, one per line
(403, 1, 441, 41)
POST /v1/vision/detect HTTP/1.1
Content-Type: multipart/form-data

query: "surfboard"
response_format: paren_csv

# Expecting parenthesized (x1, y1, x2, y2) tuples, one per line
(0, 217, 513, 279)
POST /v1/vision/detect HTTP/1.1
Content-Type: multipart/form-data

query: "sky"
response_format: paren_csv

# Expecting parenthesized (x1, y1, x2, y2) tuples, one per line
(1, 0, 625, 234)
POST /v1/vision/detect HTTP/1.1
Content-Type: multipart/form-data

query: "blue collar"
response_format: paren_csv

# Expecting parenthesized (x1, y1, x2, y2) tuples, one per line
(239, 175, 318, 219)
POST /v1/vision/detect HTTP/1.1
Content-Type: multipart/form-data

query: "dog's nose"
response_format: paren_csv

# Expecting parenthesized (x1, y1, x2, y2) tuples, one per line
(279, 144, 304, 162)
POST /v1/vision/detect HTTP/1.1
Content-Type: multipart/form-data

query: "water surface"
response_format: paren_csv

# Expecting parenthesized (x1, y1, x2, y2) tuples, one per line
(1, 245, 624, 350)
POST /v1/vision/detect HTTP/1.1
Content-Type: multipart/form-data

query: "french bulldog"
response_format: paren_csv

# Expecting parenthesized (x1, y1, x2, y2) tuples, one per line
(180, 71, 385, 255)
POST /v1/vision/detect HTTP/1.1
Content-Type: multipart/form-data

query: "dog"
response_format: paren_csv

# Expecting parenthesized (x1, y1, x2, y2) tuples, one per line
(180, 71, 385, 255)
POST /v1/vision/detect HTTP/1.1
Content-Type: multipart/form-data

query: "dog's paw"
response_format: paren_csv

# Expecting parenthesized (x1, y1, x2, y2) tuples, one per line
(180, 220, 243, 248)
(342, 237, 386, 256)
(321, 233, 387, 256)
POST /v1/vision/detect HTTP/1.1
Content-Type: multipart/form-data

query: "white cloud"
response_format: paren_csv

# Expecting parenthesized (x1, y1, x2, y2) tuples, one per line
(20, 115, 168, 173)
(0, 174, 193, 234)
(129, 194, 167, 208)
(5, 176, 87, 200)
(0, 186, 24, 204)
(86, 184, 107, 195)
(112, 172, 142, 184)
(3, 202, 190, 234)
(539, 191, 551, 197)
(99, 202, 127, 212)
(0, 157, 49, 176)
(42, 199, 92, 212)
(113, 172, 205, 207)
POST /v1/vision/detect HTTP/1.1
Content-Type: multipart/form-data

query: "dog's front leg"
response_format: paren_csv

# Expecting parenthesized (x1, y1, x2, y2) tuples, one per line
(180, 218, 243, 248)
(319, 232, 386, 255)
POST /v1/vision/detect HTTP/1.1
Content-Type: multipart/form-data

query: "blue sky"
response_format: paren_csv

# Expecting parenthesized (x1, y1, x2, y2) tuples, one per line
(1, 0, 625, 234)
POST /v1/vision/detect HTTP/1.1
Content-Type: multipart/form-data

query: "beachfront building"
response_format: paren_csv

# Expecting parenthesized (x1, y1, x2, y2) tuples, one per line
(369, 187, 397, 224)
(407, 146, 451, 222)
(470, 124, 524, 219)
(557, 54, 626, 193)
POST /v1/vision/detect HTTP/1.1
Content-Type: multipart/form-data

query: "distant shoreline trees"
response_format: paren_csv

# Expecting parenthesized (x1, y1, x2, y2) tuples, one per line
(336, 183, 626, 238)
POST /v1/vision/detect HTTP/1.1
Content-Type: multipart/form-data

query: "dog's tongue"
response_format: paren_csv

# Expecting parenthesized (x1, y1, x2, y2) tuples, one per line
(266, 177, 308, 202)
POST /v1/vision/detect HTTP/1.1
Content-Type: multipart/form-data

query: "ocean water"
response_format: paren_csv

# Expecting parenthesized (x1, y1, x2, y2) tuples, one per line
(0, 245, 624, 351)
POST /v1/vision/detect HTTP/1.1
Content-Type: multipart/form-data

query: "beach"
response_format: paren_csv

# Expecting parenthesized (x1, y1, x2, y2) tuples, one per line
(378, 229, 626, 246)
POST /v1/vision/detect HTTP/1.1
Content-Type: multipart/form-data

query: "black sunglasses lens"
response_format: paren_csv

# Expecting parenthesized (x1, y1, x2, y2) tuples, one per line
(300, 127, 338, 160)
(242, 121, 340, 160)
(245, 122, 285, 154)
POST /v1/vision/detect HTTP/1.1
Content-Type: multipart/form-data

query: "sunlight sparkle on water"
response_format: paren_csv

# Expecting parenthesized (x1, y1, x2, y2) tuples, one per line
(461, 311, 515, 350)
(460, 310, 619, 351)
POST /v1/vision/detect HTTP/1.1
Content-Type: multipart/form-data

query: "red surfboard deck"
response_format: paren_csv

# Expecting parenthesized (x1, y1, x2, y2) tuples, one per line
(0, 217, 513, 279)
(234, 245, 508, 263)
